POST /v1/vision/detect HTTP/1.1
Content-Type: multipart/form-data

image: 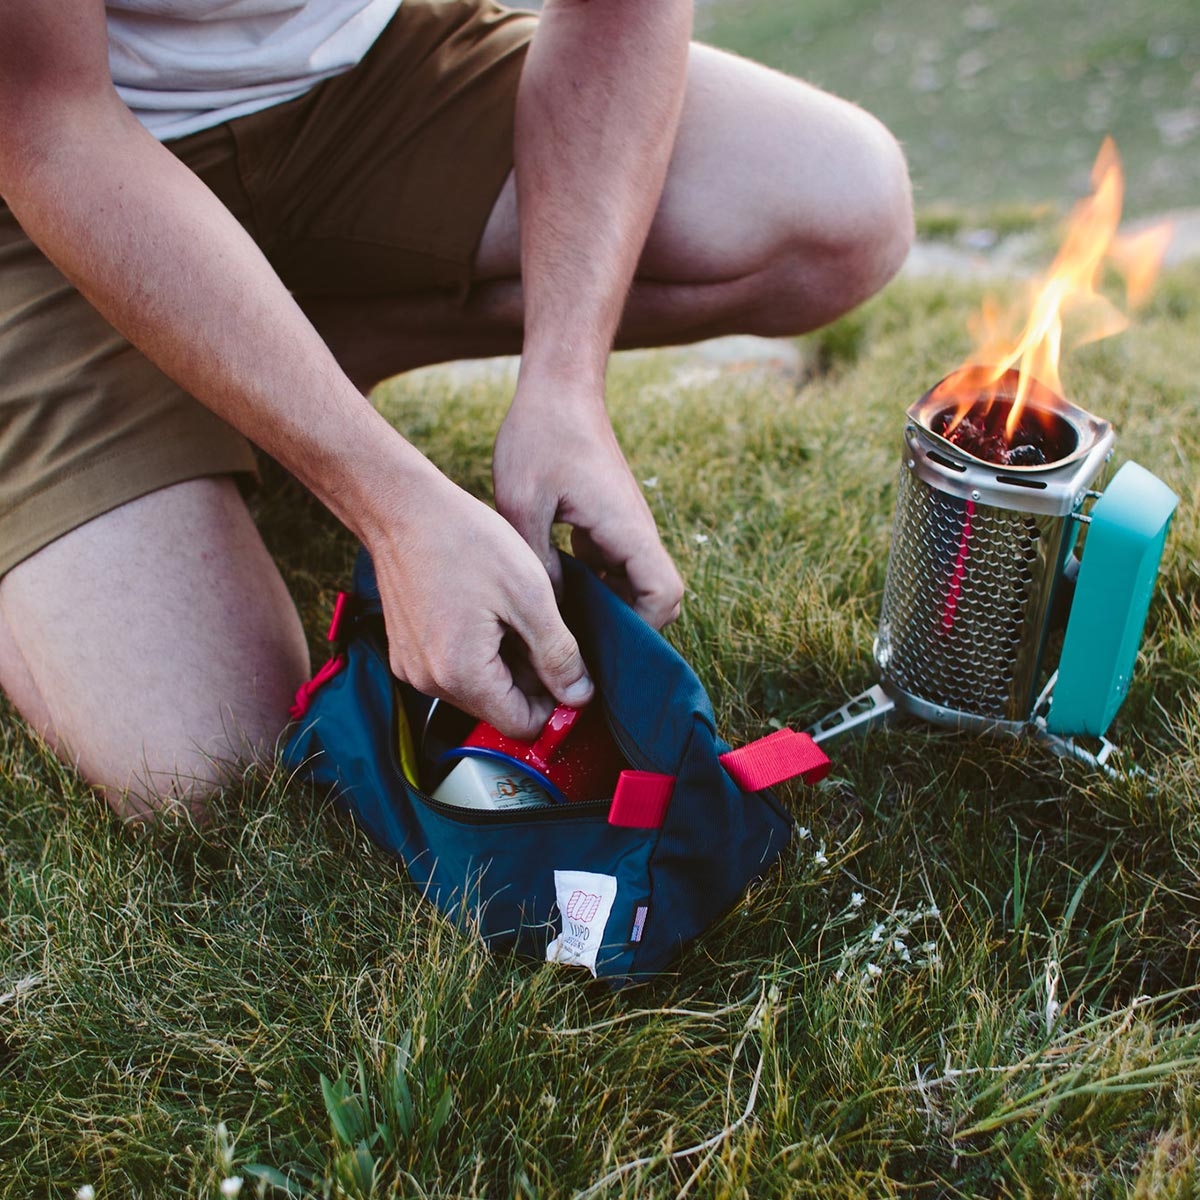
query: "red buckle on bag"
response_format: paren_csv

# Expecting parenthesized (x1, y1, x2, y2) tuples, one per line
(719, 728, 831, 790)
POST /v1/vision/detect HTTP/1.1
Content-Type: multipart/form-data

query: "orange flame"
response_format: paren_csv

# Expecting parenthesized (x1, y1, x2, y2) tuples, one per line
(942, 138, 1173, 442)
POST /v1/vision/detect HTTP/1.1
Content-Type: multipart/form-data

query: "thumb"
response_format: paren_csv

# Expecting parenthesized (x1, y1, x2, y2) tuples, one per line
(514, 602, 594, 710)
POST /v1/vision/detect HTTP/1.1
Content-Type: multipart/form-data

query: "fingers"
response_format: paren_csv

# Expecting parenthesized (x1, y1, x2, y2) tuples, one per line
(505, 589, 594, 713)
(625, 541, 684, 629)
(465, 641, 561, 740)
(494, 486, 565, 599)
(571, 526, 683, 630)
(381, 537, 590, 740)
(500, 629, 546, 700)
(456, 627, 591, 742)
(391, 618, 570, 742)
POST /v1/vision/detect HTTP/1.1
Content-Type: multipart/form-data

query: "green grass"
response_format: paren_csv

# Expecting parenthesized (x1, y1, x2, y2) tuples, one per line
(3, 260, 1200, 1197)
(698, 0, 1200, 220)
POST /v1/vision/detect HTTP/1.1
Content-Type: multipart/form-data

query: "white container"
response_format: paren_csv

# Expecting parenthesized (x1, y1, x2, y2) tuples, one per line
(432, 756, 555, 811)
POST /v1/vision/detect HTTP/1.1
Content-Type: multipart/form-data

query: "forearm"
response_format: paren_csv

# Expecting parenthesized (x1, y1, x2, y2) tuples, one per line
(2, 96, 442, 545)
(0, 0, 598, 735)
(515, 0, 692, 391)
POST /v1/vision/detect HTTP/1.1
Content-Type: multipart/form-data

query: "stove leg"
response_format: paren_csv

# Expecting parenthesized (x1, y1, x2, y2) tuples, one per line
(1034, 728, 1126, 779)
(808, 683, 898, 745)
(1030, 670, 1128, 778)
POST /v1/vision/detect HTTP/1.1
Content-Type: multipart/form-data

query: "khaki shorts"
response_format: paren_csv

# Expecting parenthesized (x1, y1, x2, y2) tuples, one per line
(0, 0, 535, 577)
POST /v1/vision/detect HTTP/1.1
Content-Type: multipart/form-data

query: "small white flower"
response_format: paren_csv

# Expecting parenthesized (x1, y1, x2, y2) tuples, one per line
(220, 1178, 243, 1198)
(924, 941, 937, 953)
(865, 962, 883, 978)
(693, 533, 709, 545)
(813, 846, 829, 867)
(642, 476, 659, 489)
(850, 892, 865, 909)
(870, 923, 885, 943)
(796, 826, 812, 840)
(893, 938, 907, 953)
(76, 1188, 95, 1200)
(927, 903, 941, 918)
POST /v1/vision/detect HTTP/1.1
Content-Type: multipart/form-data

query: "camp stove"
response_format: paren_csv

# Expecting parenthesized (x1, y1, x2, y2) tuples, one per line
(810, 366, 1178, 770)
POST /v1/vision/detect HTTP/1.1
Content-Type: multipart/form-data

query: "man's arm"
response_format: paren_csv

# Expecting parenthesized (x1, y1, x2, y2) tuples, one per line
(0, 0, 593, 737)
(492, 0, 690, 625)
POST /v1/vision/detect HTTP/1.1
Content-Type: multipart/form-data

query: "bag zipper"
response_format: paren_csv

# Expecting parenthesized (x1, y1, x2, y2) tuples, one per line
(412, 788, 610, 825)
(602, 706, 670, 776)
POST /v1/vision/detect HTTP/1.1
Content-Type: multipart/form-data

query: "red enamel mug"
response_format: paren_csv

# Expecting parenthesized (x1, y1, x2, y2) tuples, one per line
(439, 703, 625, 804)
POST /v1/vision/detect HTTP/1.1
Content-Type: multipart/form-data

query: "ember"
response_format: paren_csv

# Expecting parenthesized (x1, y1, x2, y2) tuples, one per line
(938, 413, 1042, 466)
(932, 401, 1067, 466)
(922, 369, 1081, 467)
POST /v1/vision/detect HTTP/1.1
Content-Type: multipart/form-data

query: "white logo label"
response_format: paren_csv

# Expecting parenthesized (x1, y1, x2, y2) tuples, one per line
(546, 870, 618, 976)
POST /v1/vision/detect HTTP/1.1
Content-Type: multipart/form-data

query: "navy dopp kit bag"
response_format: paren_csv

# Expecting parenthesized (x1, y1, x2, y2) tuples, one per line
(282, 550, 831, 986)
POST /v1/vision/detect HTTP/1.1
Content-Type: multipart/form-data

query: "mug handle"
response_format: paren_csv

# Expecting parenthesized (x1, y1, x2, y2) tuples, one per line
(528, 704, 583, 768)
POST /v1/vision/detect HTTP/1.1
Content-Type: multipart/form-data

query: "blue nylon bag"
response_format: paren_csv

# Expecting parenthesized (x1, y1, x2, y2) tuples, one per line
(282, 550, 828, 985)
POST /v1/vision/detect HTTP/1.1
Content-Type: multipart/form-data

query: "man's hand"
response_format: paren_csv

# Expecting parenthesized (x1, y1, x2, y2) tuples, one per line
(492, 373, 682, 630)
(367, 470, 594, 739)
(0, 1, 595, 741)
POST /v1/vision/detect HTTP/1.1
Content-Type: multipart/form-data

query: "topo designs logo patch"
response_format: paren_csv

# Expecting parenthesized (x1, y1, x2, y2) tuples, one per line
(565, 889, 601, 922)
(546, 870, 618, 976)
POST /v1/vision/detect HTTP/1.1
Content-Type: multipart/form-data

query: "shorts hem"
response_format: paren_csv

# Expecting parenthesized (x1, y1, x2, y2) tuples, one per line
(0, 431, 259, 578)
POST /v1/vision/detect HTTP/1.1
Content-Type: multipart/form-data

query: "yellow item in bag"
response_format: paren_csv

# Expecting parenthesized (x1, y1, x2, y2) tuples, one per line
(394, 685, 420, 786)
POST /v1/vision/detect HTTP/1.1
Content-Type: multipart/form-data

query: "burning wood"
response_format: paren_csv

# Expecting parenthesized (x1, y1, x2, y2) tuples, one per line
(929, 390, 1077, 467)
(915, 366, 1086, 468)
(935, 407, 1047, 467)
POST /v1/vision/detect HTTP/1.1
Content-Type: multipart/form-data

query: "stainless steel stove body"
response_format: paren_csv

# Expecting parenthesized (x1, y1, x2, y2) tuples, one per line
(810, 370, 1133, 769)
(873, 379, 1112, 734)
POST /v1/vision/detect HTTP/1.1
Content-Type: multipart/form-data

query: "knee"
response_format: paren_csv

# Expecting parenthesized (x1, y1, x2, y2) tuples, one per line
(759, 109, 914, 336)
(90, 673, 305, 827)
(102, 729, 277, 827)
(829, 112, 915, 305)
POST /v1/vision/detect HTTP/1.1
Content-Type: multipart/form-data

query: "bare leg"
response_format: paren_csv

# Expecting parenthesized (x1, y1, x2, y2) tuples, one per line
(308, 42, 914, 389)
(0, 477, 310, 822)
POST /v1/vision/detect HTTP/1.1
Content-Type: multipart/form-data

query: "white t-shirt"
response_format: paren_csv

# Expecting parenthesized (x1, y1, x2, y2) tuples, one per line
(107, 0, 404, 140)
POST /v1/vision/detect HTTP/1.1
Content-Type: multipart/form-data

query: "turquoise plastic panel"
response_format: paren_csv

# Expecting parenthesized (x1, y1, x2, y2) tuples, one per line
(1047, 461, 1178, 737)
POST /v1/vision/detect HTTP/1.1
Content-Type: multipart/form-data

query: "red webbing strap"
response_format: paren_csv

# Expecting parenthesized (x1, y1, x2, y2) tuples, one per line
(719, 728, 831, 790)
(288, 654, 346, 721)
(327, 591, 350, 643)
(287, 590, 354, 721)
(607, 770, 675, 829)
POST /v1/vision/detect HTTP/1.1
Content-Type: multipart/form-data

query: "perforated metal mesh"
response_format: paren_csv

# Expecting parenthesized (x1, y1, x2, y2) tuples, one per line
(875, 467, 1052, 719)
